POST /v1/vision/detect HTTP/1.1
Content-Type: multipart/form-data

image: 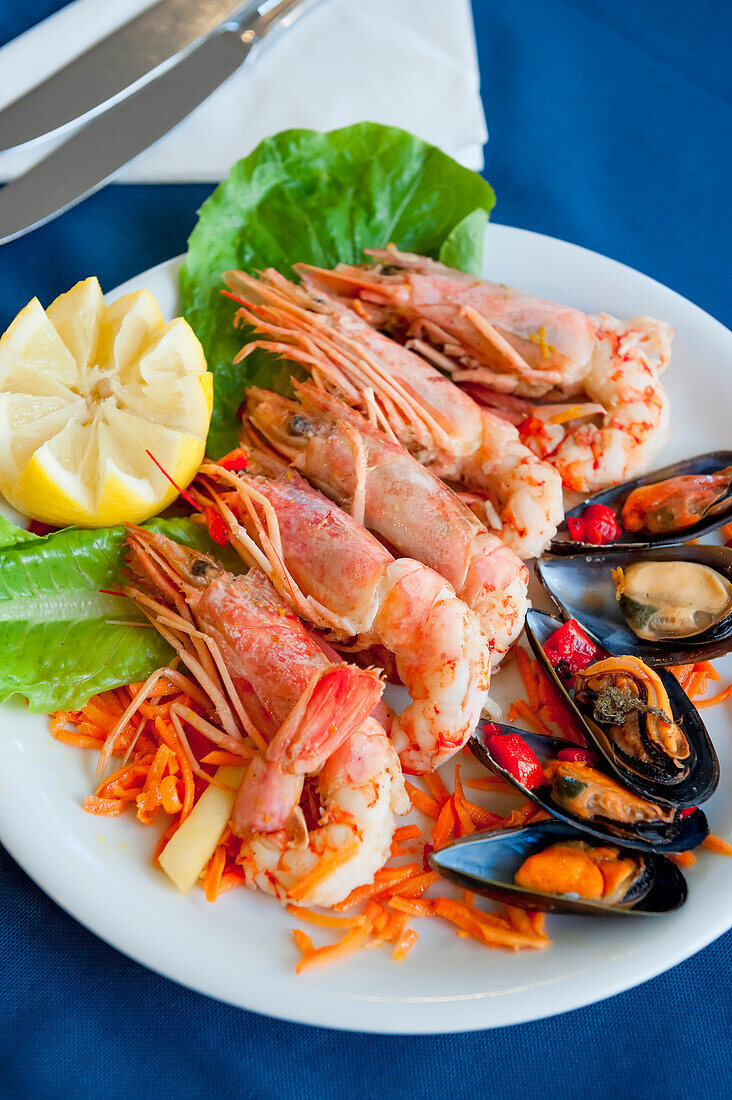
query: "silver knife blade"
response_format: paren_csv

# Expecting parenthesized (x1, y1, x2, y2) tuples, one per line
(0, 0, 254, 153)
(0, 0, 319, 245)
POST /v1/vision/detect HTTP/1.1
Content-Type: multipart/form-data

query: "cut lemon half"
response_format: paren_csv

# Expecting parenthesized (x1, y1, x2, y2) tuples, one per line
(0, 277, 212, 527)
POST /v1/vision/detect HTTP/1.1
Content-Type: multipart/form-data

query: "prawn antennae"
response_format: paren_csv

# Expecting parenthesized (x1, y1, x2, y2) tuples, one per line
(145, 449, 203, 512)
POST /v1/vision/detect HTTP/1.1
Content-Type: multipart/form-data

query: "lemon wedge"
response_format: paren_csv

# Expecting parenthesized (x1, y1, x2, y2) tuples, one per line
(0, 277, 212, 527)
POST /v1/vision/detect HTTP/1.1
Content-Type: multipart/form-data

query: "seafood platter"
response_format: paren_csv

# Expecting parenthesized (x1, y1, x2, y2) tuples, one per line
(0, 123, 729, 1027)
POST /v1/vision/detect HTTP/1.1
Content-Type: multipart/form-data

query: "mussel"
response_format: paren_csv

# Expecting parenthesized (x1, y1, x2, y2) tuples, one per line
(573, 657, 691, 780)
(537, 545, 732, 665)
(550, 451, 732, 554)
(615, 560, 732, 640)
(430, 821, 687, 916)
(523, 609, 719, 807)
(470, 722, 708, 852)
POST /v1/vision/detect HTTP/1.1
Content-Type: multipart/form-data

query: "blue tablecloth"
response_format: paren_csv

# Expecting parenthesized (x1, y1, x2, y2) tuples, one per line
(1, 2, 730, 1095)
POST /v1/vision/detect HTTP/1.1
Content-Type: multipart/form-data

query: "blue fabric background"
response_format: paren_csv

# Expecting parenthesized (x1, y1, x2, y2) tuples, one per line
(0, 1, 730, 1095)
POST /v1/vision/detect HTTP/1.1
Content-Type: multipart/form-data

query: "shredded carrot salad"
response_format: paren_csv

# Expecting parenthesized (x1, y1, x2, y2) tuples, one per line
(50, 644, 731, 974)
(668, 661, 732, 708)
(51, 685, 552, 967)
(51, 672, 252, 879)
(507, 646, 586, 742)
(283, 764, 554, 967)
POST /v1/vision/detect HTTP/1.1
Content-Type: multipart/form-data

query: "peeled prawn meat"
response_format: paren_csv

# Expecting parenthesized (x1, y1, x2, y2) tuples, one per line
(240, 719, 407, 908)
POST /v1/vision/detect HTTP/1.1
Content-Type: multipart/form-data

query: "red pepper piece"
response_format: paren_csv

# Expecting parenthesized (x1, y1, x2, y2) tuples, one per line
(567, 504, 622, 543)
(205, 506, 231, 547)
(567, 515, 586, 540)
(678, 806, 698, 819)
(486, 731, 545, 790)
(27, 520, 59, 537)
(517, 414, 545, 437)
(556, 746, 598, 765)
(543, 619, 603, 686)
(422, 843, 435, 873)
(217, 448, 249, 472)
(581, 503, 622, 544)
(517, 415, 556, 453)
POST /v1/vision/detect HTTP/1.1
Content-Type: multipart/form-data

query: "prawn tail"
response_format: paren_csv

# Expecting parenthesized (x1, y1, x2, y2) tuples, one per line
(267, 664, 385, 772)
(232, 663, 384, 839)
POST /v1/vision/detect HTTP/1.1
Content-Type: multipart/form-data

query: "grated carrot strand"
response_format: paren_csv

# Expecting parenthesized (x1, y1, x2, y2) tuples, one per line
(702, 833, 732, 856)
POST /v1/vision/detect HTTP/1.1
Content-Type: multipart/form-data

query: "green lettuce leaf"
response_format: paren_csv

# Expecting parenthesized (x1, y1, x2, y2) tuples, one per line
(180, 122, 495, 456)
(438, 209, 489, 275)
(0, 514, 41, 548)
(0, 517, 218, 712)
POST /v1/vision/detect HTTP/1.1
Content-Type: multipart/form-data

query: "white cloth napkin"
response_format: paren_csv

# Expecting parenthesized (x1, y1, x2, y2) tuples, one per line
(0, 0, 488, 182)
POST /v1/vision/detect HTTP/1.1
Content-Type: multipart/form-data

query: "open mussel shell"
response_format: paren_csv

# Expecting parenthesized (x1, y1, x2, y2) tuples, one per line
(537, 545, 732, 666)
(524, 609, 719, 807)
(551, 451, 732, 554)
(430, 821, 687, 916)
(470, 722, 708, 852)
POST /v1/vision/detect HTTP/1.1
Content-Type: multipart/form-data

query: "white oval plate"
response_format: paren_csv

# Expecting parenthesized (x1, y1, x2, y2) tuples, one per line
(1, 224, 730, 1033)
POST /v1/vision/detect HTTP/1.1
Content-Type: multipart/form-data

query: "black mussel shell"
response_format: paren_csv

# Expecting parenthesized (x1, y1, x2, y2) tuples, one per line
(470, 722, 709, 853)
(430, 821, 687, 916)
(551, 451, 732, 554)
(537, 545, 732, 666)
(523, 609, 719, 808)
